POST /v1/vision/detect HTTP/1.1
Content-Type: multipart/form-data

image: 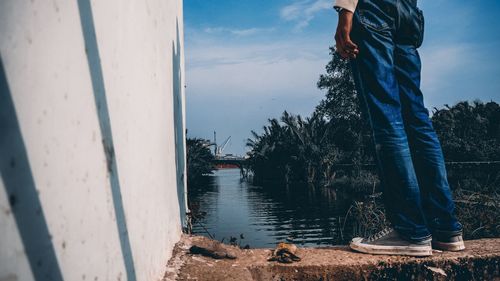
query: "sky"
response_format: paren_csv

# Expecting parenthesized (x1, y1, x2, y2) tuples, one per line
(183, 0, 500, 156)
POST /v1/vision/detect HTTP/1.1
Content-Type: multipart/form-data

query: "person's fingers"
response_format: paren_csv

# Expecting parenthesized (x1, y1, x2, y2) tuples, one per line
(345, 37, 358, 49)
(342, 33, 358, 53)
(338, 45, 350, 59)
(337, 31, 359, 58)
(338, 48, 349, 58)
(337, 28, 359, 59)
(337, 47, 349, 58)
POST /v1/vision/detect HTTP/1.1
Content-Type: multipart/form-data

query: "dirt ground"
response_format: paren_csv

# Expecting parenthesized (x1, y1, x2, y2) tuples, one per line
(163, 234, 500, 281)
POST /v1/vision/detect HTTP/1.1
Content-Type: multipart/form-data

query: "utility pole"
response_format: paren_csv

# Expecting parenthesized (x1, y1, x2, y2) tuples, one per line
(213, 131, 217, 156)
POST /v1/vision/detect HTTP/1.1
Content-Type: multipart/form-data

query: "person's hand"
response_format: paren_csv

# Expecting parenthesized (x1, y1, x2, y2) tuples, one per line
(335, 10, 359, 59)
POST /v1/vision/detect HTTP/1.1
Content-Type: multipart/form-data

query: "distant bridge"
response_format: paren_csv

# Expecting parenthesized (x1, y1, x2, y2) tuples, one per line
(212, 157, 246, 167)
(212, 157, 249, 177)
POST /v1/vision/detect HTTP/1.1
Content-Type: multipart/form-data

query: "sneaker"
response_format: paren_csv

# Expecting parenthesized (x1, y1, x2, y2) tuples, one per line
(432, 230, 465, 251)
(349, 228, 433, 257)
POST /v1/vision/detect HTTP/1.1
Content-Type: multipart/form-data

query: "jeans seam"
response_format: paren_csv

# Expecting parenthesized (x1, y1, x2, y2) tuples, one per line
(415, 8, 424, 48)
(358, 9, 390, 32)
(349, 61, 388, 201)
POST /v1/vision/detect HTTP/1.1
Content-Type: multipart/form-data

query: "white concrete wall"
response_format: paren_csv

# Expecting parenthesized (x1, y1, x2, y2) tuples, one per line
(0, 1, 187, 281)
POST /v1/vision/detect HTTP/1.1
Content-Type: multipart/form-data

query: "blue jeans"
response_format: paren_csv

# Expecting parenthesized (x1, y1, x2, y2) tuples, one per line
(350, 0, 462, 241)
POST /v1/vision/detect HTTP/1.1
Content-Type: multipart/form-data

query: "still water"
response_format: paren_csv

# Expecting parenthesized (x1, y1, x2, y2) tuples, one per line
(188, 169, 353, 248)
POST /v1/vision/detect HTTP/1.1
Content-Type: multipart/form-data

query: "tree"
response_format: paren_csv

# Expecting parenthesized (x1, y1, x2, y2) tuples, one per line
(246, 47, 376, 185)
(186, 138, 215, 186)
(246, 116, 299, 185)
(281, 111, 338, 184)
(316, 47, 359, 122)
(432, 101, 500, 161)
(315, 47, 373, 168)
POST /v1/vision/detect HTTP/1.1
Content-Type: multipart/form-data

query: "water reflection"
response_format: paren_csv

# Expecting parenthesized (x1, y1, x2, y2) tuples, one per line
(188, 169, 352, 248)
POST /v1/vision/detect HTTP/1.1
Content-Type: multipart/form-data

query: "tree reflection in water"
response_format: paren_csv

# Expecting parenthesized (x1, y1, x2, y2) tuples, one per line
(188, 169, 354, 248)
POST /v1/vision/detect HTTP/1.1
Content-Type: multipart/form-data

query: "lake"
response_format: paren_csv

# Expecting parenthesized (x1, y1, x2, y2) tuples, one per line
(188, 168, 354, 248)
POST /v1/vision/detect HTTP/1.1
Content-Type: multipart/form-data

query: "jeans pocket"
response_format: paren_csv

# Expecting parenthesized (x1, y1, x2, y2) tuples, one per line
(415, 8, 425, 48)
(358, 8, 391, 32)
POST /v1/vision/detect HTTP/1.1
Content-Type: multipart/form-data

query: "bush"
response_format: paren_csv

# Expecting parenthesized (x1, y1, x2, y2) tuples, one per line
(187, 138, 215, 186)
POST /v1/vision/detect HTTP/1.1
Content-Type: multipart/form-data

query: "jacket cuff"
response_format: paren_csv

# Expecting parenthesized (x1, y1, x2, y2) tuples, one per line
(334, 0, 358, 13)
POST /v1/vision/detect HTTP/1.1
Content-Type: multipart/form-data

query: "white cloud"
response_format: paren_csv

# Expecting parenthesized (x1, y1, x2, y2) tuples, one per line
(185, 40, 329, 98)
(186, 35, 328, 66)
(280, 0, 332, 30)
(187, 56, 325, 98)
(203, 26, 275, 37)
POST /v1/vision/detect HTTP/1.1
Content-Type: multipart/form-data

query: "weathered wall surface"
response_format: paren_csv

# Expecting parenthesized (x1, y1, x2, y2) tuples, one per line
(0, 0, 187, 280)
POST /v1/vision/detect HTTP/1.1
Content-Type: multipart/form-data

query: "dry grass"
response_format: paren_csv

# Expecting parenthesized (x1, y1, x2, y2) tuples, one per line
(342, 190, 500, 242)
(454, 189, 500, 239)
(341, 197, 389, 240)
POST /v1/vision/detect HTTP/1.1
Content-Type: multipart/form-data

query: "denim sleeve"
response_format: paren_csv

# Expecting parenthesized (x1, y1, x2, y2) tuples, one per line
(334, 0, 358, 13)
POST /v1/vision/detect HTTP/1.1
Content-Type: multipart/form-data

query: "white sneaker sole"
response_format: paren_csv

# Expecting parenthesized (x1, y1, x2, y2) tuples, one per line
(350, 237, 433, 257)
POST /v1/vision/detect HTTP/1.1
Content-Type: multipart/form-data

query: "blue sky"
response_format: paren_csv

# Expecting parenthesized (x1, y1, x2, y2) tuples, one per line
(184, 0, 500, 155)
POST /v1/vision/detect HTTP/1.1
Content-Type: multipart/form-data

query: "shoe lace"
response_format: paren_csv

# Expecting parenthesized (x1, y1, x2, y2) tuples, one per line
(366, 227, 394, 242)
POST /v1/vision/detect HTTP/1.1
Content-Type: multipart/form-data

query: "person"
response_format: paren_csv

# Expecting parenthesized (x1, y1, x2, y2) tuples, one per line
(333, 0, 465, 256)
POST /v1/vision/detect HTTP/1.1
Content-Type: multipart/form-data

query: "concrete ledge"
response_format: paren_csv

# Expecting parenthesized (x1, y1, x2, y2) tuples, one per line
(164, 235, 500, 281)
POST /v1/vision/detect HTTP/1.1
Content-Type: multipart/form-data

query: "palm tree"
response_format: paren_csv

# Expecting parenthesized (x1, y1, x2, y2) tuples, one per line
(187, 138, 215, 186)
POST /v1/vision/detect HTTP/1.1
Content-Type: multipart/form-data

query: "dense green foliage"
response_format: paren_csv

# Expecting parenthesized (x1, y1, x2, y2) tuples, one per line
(246, 112, 337, 185)
(186, 138, 215, 185)
(316, 47, 374, 168)
(433, 101, 500, 161)
(246, 47, 371, 186)
(246, 47, 500, 188)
